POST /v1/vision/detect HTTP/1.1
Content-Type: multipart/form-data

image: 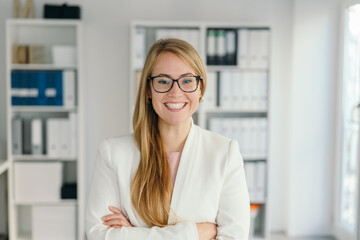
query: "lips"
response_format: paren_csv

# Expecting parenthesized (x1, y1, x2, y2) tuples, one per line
(164, 102, 187, 110)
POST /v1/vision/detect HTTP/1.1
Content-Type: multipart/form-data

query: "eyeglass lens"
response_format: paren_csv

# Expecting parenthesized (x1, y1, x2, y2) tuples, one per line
(153, 76, 198, 92)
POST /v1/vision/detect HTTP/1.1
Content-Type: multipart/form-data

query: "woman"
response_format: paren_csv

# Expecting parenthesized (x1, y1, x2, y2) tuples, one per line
(86, 38, 250, 240)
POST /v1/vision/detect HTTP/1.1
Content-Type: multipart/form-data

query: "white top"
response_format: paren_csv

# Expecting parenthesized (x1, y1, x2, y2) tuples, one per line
(167, 152, 181, 187)
(86, 124, 250, 239)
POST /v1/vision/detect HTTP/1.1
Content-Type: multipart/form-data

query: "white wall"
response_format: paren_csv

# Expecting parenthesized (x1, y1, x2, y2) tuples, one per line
(268, 0, 294, 232)
(287, 0, 340, 236)
(0, 0, 344, 236)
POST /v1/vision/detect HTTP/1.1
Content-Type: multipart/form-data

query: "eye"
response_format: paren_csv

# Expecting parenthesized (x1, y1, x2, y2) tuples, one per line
(182, 77, 194, 84)
(156, 78, 170, 85)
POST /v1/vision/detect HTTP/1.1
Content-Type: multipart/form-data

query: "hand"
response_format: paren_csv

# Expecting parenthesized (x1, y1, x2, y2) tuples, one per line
(102, 206, 133, 228)
(196, 222, 217, 240)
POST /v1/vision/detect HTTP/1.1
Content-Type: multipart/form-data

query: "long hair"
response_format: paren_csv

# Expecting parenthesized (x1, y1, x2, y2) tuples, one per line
(131, 38, 207, 226)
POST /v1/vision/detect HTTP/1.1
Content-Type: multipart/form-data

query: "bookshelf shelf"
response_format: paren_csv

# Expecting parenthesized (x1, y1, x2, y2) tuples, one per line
(14, 199, 77, 206)
(11, 64, 77, 70)
(0, 160, 9, 175)
(12, 155, 77, 162)
(11, 106, 77, 113)
(6, 19, 85, 240)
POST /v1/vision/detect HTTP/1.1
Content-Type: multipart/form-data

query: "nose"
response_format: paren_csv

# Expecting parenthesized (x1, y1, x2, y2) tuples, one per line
(168, 81, 183, 96)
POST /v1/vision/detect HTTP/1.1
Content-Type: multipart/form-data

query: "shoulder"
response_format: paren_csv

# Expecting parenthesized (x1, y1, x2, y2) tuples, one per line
(97, 134, 137, 165)
(194, 125, 242, 162)
(195, 125, 233, 148)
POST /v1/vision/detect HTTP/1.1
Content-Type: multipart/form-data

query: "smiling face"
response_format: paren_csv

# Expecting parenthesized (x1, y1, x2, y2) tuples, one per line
(149, 51, 201, 129)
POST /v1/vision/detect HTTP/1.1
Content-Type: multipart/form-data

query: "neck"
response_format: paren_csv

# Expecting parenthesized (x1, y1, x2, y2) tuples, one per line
(158, 119, 192, 153)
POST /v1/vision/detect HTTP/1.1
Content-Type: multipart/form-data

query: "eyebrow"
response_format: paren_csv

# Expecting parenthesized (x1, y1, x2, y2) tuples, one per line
(157, 73, 194, 78)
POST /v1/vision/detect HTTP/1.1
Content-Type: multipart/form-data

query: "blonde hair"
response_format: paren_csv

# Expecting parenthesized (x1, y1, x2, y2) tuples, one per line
(131, 38, 207, 226)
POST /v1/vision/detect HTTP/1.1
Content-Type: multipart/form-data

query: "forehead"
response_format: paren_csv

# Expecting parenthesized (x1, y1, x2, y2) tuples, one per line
(152, 51, 195, 76)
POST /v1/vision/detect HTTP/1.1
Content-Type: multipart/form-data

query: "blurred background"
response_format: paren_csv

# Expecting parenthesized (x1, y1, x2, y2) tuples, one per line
(0, 0, 359, 239)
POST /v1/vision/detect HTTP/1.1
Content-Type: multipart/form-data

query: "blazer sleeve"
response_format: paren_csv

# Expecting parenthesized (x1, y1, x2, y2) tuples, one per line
(86, 139, 199, 240)
(216, 140, 250, 240)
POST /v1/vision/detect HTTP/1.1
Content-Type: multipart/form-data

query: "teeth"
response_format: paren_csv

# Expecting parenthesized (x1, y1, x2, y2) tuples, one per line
(165, 103, 186, 109)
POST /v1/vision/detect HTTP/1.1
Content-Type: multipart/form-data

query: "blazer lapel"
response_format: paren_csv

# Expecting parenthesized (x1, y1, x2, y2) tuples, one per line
(168, 121, 199, 224)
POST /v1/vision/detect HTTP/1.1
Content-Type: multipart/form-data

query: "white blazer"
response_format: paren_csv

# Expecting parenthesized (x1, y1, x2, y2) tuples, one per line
(86, 123, 250, 240)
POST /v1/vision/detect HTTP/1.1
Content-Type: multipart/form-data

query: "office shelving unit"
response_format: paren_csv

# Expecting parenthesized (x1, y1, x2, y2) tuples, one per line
(5, 19, 85, 240)
(130, 20, 271, 240)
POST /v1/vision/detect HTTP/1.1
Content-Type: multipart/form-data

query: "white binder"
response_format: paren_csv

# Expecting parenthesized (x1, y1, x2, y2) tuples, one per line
(12, 118, 23, 155)
(203, 71, 217, 109)
(238, 29, 249, 69)
(47, 118, 59, 157)
(63, 70, 76, 107)
(31, 118, 42, 155)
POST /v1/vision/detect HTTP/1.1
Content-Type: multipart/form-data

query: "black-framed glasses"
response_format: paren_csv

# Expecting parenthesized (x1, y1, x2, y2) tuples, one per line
(148, 75, 201, 93)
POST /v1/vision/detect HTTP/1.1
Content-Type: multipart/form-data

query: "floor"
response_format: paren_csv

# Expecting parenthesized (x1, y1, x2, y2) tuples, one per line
(270, 233, 336, 240)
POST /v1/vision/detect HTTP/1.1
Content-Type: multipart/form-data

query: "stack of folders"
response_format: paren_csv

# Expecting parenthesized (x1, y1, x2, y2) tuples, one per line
(209, 117, 267, 159)
(11, 70, 76, 106)
(206, 29, 237, 65)
(202, 71, 217, 109)
(12, 113, 77, 158)
(244, 161, 266, 203)
(133, 27, 200, 69)
(219, 71, 268, 110)
(155, 29, 200, 52)
(238, 29, 269, 70)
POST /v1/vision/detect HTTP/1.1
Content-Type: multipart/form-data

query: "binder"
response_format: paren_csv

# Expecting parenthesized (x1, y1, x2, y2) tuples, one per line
(59, 119, 70, 157)
(259, 30, 270, 69)
(134, 28, 145, 69)
(12, 118, 23, 155)
(242, 73, 250, 110)
(209, 118, 222, 135)
(189, 29, 200, 52)
(47, 118, 59, 156)
(45, 71, 57, 106)
(242, 118, 251, 158)
(54, 71, 63, 106)
(232, 72, 242, 109)
(68, 113, 77, 158)
(260, 73, 268, 110)
(207, 30, 216, 65)
(37, 71, 47, 106)
(28, 71, 38, 105)
(260, 118, 268, 158)
(19, 72, 28, 105)
(23, 118, 32, 155)
(216, 30, 226, 65)
(256, 162, 266, 202)
(11, 71, 21, 105)
(23, 71, 31, 105)
(238, 29, 249, 69)
(244, 162, 257, 201)
(63, 70, 76, 107)
(31, 118, 43, 155)
(225, 30, 236, 65)
(249, 30, 269, 69)
(219, 71, 232, 108)
(203, 72, 217, 109)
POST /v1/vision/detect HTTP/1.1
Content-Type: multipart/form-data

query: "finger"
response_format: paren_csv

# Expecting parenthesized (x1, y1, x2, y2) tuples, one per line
(104, 218, 132, 227)
(108, 206, 122, 214)
(102, 213, 117, 220)
(107, 225, 122, 229)
(102, 213, 126, 222)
